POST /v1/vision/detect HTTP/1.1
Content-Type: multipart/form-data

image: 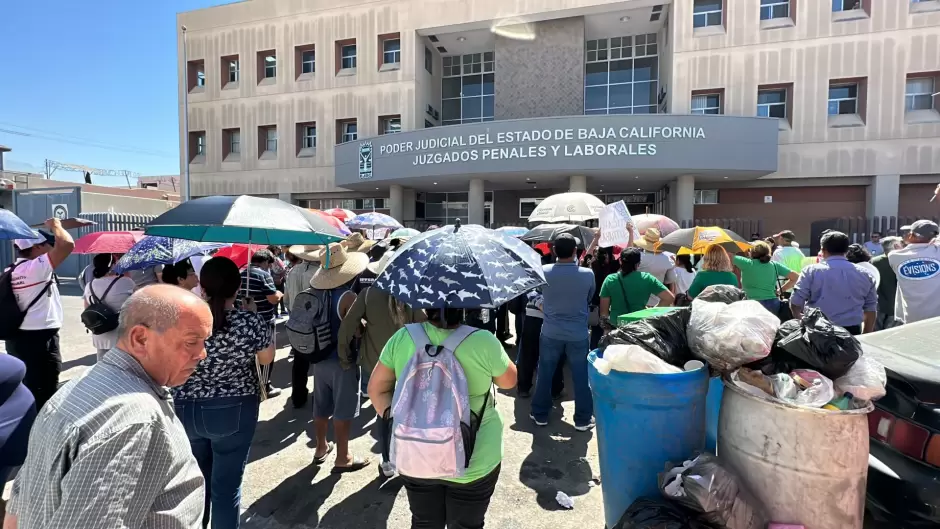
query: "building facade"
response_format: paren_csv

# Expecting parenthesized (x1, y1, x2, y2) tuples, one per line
(178, 0, 940, 240)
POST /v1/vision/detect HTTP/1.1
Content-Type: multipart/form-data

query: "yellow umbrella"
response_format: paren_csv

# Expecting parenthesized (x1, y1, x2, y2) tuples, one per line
(656, 226, 753, 255)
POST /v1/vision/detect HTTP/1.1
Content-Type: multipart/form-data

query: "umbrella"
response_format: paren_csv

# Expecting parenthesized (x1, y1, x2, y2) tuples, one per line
(520, 224, 595, 248)
(213, 244, 267, 269)
(0, 209, 39, 240)
(390, 228, 420, 239)
(527, 192, 605, 223)
(495, 226, 527, 238)
(373, 221, 546, 309)
(112, 236, 229, 274)
(143, 195, 345, 246)
(656, 226, 752, 255)
(73, 231, 145, 254)
(326, 208, 356, 222)
(632, 214, 680, 237)
(308, 209, 351, 235)
(346, 212, 403, 230)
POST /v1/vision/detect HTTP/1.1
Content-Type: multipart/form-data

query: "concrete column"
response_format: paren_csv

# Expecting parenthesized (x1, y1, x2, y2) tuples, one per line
(389, 184, 404, 222)
(867, 174, 900, 219)
(402, 188, 416, 223)
(569, 174, 587, 193)
(469, 178, 485, 226)
(277, 192, 292, 203)
(675, 174, 695, 225)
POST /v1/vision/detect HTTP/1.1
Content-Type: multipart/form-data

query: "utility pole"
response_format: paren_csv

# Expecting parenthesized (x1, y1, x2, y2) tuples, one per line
(181, 24, 191, 202)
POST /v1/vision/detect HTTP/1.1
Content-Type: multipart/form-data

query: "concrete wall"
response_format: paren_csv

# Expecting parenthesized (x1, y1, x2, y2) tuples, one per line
(81, 193, 175, 216)
(494, 17, 585, 120)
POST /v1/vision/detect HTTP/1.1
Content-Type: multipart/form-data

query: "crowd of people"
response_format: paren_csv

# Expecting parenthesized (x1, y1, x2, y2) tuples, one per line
(1, 214, 939, 529)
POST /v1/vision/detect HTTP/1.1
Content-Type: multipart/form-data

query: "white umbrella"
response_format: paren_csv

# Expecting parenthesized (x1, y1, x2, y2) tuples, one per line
(527, 192, 606, 223)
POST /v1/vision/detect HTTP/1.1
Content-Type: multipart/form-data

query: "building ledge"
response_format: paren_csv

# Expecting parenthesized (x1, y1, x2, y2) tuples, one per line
(188, 86, 206, 95)
(832, 9, 869, 23)
(258, 77, 276, 87)
(905, 109, 940, 125)
(189, 154, 206, 165)
(337, 68, 357, 78)
(379, 63, 401, 73)
(828, 113, 865, 128)
(297, 147, 317, 158)
(259, 150, 278, 161)
(911, 0, 940, 14)
(777, 119, 792, 132)
(693, 25, 726, 38)
(223, 152, 241, 163)
(222, 81, 239, 91)
(760, 17, 795, 30)
(296, 72, 315, 82)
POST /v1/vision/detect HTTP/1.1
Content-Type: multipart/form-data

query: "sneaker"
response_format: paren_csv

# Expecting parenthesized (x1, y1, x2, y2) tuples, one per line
(529, 414, 548, 427)
(266, 387, 283, 398)
(574, 419, 596, 432)
(380, 461, 396, 478)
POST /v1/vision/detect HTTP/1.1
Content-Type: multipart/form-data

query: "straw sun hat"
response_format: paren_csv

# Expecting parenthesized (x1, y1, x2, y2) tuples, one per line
(634, 227, 663, 253)
(310, 242, 370, 290)
(344, 232, 375, 253)
(288, 244, 324, 262)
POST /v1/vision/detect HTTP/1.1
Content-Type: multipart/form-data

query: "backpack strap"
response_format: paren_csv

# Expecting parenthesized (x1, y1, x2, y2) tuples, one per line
(405, 323, 432, 354)
(90, 276, 122, 304)
(442, 325, 478, 353)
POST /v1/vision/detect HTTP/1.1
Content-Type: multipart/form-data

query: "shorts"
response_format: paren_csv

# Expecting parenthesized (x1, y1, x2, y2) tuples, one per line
(312, 356, 361, 421)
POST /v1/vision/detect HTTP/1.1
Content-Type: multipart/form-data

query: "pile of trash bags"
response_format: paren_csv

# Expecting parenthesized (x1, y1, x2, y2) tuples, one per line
(614, 454, 767, 529)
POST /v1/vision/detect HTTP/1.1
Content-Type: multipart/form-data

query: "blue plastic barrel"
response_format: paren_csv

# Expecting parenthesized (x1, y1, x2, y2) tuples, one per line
(588, 350, 709, 529)
(705, 376, 724, 453)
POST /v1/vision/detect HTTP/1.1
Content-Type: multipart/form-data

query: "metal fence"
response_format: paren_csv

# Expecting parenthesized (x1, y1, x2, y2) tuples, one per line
(74, 212, 156, 272)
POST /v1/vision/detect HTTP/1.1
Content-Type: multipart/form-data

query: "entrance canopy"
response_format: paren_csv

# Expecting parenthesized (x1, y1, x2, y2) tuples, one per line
(334, 114, 780, 192)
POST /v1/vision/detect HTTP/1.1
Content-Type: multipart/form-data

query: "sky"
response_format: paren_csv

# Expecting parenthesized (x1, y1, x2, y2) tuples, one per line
(0, 0, 232, 185)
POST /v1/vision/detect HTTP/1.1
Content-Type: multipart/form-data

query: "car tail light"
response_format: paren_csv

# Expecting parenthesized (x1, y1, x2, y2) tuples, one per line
(869, 408, 934, 463)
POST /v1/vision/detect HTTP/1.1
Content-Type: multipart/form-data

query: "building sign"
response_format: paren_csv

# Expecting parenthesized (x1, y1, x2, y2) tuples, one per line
(52, 203, 69, 220)
(358, 142, 373, 180)
(379, 126, 706, 167)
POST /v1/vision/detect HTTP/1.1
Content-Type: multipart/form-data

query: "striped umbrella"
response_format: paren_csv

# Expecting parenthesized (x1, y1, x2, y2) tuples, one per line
(326, 208, 356, 222)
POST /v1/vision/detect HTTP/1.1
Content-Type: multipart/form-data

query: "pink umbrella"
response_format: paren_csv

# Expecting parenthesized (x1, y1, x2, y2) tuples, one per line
(326, 208, 356, 222)
(632, 214, 680, 237)
(308, 209, 351, 235)
(73, 231, 145, 254)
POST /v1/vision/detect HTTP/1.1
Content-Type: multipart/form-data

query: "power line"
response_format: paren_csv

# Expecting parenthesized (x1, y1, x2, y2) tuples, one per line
(0, 122, 177, 158)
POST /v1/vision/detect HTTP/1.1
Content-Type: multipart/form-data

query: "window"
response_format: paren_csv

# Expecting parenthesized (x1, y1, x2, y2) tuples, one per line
(258, 126, 277, 153)
(906, 77, 935, 111)
(519, 198, 545, 218)
(189, 131, 206, 162)
(228, 130, 240, 154)
(226, 57, 239, 84)
(693, 0, 723, 28)
(187, 60, 205, 92)
(258, 51, 276, 80)
(691, 93, 721, 114)
(383, 38, 401, 65)
(828, 83, 858, 115)
(584, 35, 659, 115)
(425, 47, 433, 74)
(337, 120, 358, 144)
(757, 88, 787, 118)
(302, 50, 315, 74)
(441, 52, 495, 125)
(760, 0, 790, 20)
(195, 133, 206, 155)
(341, 44, 357, 69)
(303, 125, 316, 149)
(425, 120, 434, 128)
(196, 70, 206, 87)
(381, 116, 401, 134)
(832, 0, 862, 11)
(693, 190, 719, 205)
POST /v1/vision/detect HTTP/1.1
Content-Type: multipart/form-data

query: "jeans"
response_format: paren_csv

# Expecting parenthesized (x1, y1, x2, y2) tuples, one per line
(515, 317, 563, 396)
(757, 298, 780, 316)
(531, 335, 593, 427)
(175, 395, 260, 529)
(6, 328, 61, 410)
(400, 464, 501, 529)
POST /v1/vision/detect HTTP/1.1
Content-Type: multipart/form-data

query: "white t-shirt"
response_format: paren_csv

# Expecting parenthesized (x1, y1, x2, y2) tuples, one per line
(11, 255, 62, 330)
(639, 251, 676, 305)
(888, 242, 940, 324)
(83, 276, 137, 350)
(674, 268, 697, 295)
(854, 261, 881, 289)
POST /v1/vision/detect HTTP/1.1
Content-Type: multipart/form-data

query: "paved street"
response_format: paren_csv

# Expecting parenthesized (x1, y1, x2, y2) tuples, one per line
(5, 280, 606, 529)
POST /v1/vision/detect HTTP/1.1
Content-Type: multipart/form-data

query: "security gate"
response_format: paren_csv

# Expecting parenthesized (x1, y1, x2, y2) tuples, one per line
(12, 187, 82, 277)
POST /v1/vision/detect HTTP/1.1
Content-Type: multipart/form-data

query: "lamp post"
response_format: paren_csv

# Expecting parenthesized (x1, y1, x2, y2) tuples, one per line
(181, 24, 191, 202)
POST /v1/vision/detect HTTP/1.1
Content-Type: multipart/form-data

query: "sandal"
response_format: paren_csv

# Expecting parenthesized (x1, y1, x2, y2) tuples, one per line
(313, 442, 335, 465)
(331, 456, 371, 474)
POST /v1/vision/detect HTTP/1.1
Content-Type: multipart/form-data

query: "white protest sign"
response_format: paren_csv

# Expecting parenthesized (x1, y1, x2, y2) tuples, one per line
(598, 200, 640, 248)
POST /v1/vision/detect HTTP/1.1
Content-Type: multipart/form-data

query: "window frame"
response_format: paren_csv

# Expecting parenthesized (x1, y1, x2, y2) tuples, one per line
(341, 44, 357, 70)
(760, 0, 790, 20)
(302, 125, 317, 149)
(441, 52, 495, 125)
(341, 121, 358, 144)
(757, 88, 788, 119)
(301, 50, 316, 74)
(693, 190, 719, 205)
(381, 116, 401, 135)
(425, 47, 433, 74)
(827, 83, 859, 116)
(693, 0, 724, 28)
(228, 59, 239, 83)
(584, 34, 660, 116)
(905, 77, 936, 112)
(263, 54, 277, 79)
(383, 38, 401, 65)
(195, 133, 206, 156)
(229, 130, 240, 154)
(265, 127, 278, 153)
(832, 0, 863, 11)
(691, 93, 722, 115)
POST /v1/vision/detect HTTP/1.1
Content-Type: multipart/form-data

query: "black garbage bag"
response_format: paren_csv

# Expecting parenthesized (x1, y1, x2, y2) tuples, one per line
(599, 307, 693, 367)
(612, 497, 711, 529)
(697, 285, 747, 304)
(659, 454, 767, 529)
(755, 308, 861, 379)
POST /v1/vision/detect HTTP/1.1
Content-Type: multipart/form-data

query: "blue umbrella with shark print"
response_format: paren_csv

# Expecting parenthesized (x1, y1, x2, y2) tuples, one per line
(372, 220, 546, 309)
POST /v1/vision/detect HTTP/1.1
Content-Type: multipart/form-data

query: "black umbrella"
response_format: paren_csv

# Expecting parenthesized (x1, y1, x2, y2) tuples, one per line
(521, 224, 595, 248)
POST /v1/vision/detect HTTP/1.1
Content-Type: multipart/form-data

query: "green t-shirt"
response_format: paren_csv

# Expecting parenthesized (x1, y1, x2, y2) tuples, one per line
(599, 271, 667, 322)
(379, 322, 511, 484)
(687, 270, 740, 298)
(733, 255, 792, 301)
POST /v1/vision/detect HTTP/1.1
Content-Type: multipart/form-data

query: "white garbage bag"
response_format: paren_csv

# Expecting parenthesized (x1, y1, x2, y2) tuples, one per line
(835, 356, 887, 402)
(688, 299, 781, 372)
(595, 344, 682, 375)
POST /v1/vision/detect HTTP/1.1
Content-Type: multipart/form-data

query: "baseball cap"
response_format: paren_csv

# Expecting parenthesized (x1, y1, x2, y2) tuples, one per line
(910, 219, 939, 238)
(553, 233, 578, 253)
(900, 224, 913, 232)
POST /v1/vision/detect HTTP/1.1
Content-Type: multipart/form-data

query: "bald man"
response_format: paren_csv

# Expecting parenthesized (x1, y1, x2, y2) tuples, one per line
(4, 285, 212, 529)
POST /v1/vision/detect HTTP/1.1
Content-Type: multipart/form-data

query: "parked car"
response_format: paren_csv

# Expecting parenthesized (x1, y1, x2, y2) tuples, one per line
(858, 318, 940, 527)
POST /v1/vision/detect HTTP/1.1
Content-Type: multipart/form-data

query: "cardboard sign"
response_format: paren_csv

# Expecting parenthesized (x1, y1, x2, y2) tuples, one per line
(599, 200, 640, 248)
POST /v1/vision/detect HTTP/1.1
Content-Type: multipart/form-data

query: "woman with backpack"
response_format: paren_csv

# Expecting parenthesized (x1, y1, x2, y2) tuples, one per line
(598, 247, 675, 329)
(367, 306, 518, 529)
(171, 257, 275, 529)
(82, 253, 136, 361)
(732, 240, 799, 315)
